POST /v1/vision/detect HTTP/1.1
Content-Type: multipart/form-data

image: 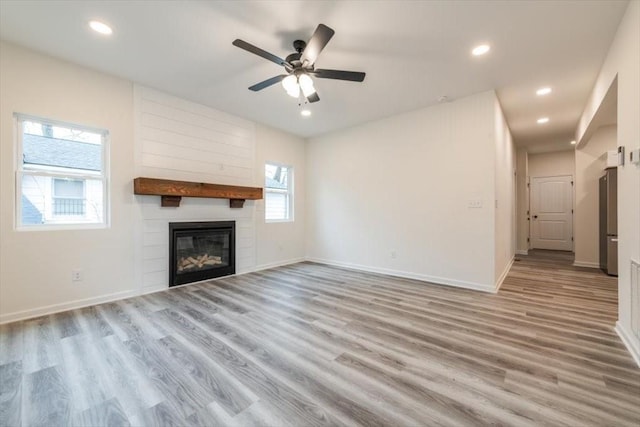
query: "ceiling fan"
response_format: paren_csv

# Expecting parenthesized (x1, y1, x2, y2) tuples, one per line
(232, 24, 366, 104)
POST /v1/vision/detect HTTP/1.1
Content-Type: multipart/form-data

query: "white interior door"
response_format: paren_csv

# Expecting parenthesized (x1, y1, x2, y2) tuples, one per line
(530, 175, 573, 251)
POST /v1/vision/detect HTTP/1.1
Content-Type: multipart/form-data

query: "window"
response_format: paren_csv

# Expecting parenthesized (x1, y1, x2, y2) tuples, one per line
(265, 163, 293, 222)
(16, 115, 108, 228)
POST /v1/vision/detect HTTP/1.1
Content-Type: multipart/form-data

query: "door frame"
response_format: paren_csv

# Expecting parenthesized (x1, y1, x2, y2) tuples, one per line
(528, 174, 575, 252)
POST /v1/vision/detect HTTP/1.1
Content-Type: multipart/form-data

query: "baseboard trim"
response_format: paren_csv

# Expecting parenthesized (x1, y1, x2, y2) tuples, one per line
(615, 321, 640, 368)
(573, 260, 601, 269)
(515, 250, 528, 256)
(247, 257, 306, 273)
(0, 289, 138, 325)
(494, 257, 515, 293)
(305, 257, 495, 293)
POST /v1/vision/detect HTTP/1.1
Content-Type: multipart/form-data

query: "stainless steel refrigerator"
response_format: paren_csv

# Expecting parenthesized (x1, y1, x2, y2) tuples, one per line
(599, 167, 618, 276)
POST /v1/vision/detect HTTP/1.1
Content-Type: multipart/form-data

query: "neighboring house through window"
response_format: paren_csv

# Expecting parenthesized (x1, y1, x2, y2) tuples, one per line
(265, 163, 293, 222)
(52, 178, 85, 216)
(16, 115, 108, 228)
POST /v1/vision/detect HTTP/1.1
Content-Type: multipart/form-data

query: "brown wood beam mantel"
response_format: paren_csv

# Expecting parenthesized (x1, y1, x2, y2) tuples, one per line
(134, 177, 263, 208)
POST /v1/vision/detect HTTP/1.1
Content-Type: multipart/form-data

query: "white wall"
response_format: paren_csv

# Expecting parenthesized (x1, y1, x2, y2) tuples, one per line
(494, 99, 516, 285)
(515, 148, 529, 253)
(577, 1, 640, 365)
(574, 125, 616, 267)
(528, 150, 575, 178)
(306, 90, 506, 292)
(255, 124, 306, 269)
(0, 43, 306, 322)
(0, 42, 136, 322)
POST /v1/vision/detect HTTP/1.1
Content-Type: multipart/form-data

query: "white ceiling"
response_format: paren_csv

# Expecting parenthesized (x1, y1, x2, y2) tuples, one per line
(0, 1, 628, 152)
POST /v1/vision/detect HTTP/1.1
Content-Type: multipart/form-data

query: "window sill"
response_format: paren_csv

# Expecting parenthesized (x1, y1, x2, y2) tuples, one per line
(265, 219, 294, 224)
(16, 223, 109, 232)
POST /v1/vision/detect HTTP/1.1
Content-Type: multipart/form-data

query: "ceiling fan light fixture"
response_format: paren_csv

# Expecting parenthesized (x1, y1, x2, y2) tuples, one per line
(282, 75, 300, 97)
(299, 73, 316, 97)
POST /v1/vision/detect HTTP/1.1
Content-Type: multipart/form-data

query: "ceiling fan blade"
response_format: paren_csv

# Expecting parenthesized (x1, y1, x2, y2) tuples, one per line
(248, 75, 287, 91)
(312, 69, 366, 82)
(232, 39, 288, 67)
(300, 24, 335, 66)
(307, 92, 320, 103)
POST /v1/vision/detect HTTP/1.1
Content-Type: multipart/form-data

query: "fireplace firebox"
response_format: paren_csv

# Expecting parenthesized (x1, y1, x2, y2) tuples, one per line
(169, 221, 235, 287)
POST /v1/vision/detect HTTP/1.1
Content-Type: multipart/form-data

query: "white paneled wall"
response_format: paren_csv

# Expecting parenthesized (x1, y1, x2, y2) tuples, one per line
(134, 85, 257, 293)
(135, 85, 255, 185)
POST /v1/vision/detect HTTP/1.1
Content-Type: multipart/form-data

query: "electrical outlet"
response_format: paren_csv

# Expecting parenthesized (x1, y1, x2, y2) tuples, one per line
(72, 269, 82, 282)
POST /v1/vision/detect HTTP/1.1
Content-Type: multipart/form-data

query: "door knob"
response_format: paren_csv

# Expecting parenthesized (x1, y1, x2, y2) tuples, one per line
(533, 215, 538, 219)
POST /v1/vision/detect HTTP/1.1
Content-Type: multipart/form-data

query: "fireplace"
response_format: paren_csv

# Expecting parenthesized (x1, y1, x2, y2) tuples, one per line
(169, 221, 235, 287)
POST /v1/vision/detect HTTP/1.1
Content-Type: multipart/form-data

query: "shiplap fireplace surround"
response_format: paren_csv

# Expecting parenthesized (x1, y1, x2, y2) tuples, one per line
(134, 85, 258, 294)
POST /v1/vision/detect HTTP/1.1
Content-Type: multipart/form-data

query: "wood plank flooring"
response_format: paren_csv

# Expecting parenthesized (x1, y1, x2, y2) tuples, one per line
(1, 250, 639, 426)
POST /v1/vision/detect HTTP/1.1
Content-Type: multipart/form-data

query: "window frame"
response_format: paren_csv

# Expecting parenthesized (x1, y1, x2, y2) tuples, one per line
(14, 113, 110, 231)
(264, 162, 294, 223)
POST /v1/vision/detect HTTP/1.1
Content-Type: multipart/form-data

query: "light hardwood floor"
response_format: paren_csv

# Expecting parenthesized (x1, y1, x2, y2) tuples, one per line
(1, 250, 639, 426)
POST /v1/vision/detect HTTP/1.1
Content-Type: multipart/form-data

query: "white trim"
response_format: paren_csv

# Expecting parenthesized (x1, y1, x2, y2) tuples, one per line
(615, 321, 640, 368)
(0, 290, 137, 325)
(248, 257, 306, 273)
(573, 260, 601, 269)
(516, 249, 529, 256)
(305, 257, 495, 293)
(140, 285, 168, 295)
(494, 256, 515, 293)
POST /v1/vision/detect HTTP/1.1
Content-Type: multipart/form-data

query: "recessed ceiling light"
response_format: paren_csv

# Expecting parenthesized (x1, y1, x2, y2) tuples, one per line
(472, 44, 491, 56)
(301, 110, 311, 117)
(536, 87, 552, 96)
(89, 20, 113, 35)
(537, 117, 550, 124)
(570, 140, 576, 145)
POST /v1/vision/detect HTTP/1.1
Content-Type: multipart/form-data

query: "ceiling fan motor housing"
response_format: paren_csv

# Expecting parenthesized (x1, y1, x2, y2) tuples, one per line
(293, 40, 307, 53)
(285, 52, 302, 66)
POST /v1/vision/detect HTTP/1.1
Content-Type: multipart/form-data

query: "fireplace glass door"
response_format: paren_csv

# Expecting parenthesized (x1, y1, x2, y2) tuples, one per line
(169, 221, 235, 286)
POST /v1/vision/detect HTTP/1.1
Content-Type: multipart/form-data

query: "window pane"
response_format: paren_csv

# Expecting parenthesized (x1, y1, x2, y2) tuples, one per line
(265, 191, 289, 220)
(265, 165, 288, 189)
(265, 163, 292, 221)
(22, 126, 102, 172)
(17, 116, 107, 228)
(21, 174, 103, 224)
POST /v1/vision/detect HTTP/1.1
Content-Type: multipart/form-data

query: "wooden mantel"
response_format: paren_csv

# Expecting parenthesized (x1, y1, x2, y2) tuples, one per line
(133, 177, 263, 208)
